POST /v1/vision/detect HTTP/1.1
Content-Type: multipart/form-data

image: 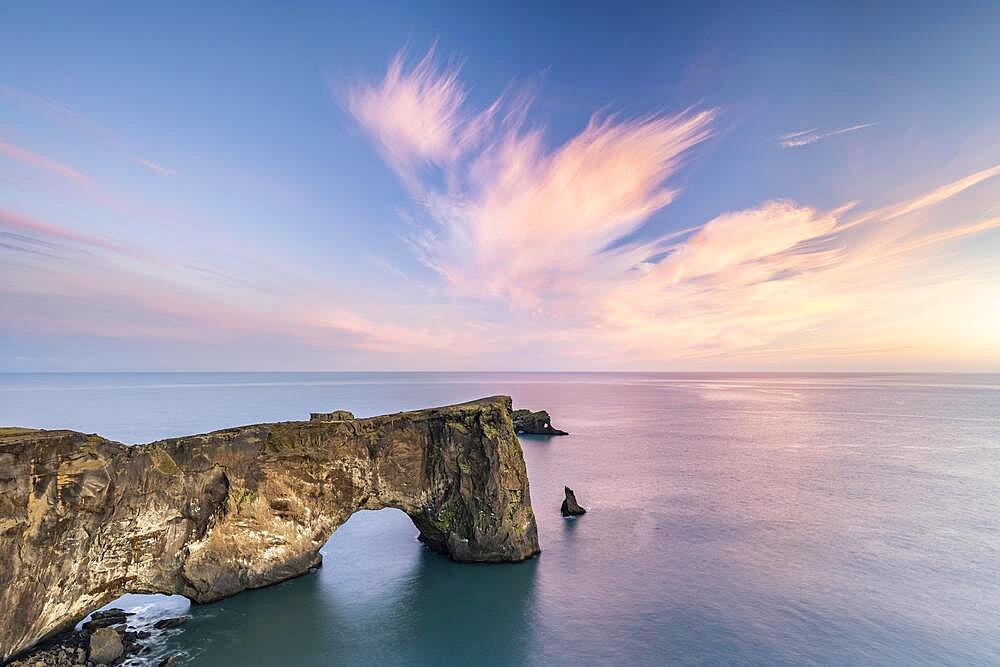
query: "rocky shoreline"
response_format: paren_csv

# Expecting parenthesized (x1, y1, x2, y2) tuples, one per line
(5, 609, 186, 666)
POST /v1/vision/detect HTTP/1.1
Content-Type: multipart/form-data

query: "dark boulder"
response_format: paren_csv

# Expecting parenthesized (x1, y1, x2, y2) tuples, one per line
(512, 409, 568, 436)
(152, 617, 188, 630)
(81, 609, 131, 632)
(560, 486, 587, 516)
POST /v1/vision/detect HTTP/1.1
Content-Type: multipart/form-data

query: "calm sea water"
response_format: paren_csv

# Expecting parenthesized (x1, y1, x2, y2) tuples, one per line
(2, 372, 999, 666)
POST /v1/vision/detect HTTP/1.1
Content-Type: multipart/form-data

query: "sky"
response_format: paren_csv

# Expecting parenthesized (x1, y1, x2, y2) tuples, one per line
(1, 2, 999, 371)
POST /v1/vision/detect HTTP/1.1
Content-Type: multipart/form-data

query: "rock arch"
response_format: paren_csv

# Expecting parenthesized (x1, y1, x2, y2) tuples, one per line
(0, 396, 540, 661)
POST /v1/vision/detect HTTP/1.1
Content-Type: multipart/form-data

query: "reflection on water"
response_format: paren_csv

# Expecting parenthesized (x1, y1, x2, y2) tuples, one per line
(4, 372, 999, 665)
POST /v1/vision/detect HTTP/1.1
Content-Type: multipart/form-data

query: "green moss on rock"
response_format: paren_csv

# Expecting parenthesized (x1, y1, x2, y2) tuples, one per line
(149, 447, 181, 475)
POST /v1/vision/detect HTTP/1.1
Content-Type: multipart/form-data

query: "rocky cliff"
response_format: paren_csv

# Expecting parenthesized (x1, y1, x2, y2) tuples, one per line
(0, 396, 540, 662)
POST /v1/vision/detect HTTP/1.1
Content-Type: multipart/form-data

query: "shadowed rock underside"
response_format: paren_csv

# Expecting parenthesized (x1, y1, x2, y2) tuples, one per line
(0, 396, 540, 662)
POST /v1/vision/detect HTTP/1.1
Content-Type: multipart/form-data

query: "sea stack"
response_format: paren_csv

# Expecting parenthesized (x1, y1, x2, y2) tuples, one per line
(561, 486, 587, 516)
(512, 409, 568, 435)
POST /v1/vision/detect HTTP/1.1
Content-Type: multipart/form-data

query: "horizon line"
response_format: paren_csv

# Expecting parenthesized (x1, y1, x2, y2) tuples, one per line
(2, 370, 998, 375)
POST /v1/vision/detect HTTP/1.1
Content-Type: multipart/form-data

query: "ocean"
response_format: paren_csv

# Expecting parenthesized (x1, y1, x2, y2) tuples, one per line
(2, 372, 998, 666)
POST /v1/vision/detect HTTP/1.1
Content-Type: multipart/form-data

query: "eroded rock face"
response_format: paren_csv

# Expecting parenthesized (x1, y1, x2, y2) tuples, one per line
(0, 396, 540, 662)
(561, 486, 587, 516)
(309, 410, 355, 422)
(512, 409, 568, 436)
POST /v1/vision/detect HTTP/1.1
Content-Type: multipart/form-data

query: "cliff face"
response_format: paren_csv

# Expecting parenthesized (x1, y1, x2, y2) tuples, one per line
(0, 396, 540, 662)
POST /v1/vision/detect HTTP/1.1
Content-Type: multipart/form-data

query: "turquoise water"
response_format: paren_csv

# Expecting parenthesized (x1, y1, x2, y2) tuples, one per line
(3, 372, 999, 665)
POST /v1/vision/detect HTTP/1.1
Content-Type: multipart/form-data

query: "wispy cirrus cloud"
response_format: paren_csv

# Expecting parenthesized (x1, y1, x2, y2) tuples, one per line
(0, 207, 126, 254)
(592, 164, 1000, 363)
(778, 122, 875, 148)
(0, 206, 471, 364)
(347, 48, 493, 180)
(133, 158, 177, 177)
(349, 48, 716, 308)
(874, 163, 1000, 221)
(0, 139, 90, 184)
(347, 47, 1000, 367)
(0, 84, 82, 121)
(3, 85, 178, 182)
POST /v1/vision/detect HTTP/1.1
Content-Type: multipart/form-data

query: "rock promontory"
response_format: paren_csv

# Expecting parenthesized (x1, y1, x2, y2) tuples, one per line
(0, 396, 540, 662)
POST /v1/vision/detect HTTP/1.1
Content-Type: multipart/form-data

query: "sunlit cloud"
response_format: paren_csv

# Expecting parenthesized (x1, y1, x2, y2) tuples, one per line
(592, 166, 1000, 364)
(650, 200, 840, 284)
(347, 48, 499, 188)
(3, 44, 997, 371)
(350, 48, 716, 308)
(872, 163, 1000, 221)
(778, 122, 875, 148)
(349, 49, 1000, 368)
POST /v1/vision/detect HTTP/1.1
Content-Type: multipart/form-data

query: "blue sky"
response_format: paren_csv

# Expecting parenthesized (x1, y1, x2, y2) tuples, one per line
(2, 2, 999, 370)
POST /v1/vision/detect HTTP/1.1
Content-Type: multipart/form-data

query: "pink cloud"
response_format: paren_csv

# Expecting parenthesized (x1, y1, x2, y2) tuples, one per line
(3, 50, 996, 370)
(1, 207, 474, 362)
(350, 48, 716, 309)
(873, 163, 1000, 222)
(591, 164, 1000, 364)
(0, 208, 121, 252)
(0, 139, 143, 216)
(347, 49, 1000, 367)
(348, 48, 480, 176)
(652, 201, 839, 284)
(0, 140, 90, 184)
